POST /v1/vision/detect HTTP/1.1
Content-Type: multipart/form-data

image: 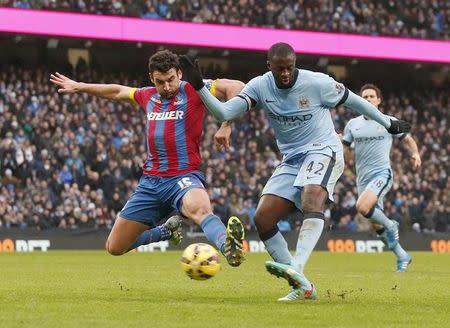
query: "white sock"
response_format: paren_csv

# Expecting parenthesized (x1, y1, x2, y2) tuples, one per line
(293, 217, 324, 274)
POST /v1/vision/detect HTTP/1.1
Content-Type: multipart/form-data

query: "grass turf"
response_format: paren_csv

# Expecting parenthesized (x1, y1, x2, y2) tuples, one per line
(0, 251, 448, 328)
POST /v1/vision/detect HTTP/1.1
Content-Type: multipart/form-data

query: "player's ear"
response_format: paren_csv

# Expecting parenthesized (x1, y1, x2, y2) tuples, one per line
(149, 72, 154, 84)
(177, 68, 182, 80)
(266, 60, 271, 70)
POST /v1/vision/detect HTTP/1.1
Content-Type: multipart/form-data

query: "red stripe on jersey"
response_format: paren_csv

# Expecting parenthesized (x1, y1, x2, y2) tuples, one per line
(147, 101, 161, 172)
(163, 100, 179, 172)
(184, 83, 204, 170)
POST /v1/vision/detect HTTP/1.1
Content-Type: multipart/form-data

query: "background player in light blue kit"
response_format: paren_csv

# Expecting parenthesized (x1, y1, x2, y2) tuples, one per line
(180, 43, 411, 301)
(343, 84, 421, 272)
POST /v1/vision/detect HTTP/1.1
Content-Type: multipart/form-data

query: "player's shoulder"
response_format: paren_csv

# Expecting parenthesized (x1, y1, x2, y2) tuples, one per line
(346, 115, 364, 127)
(299, 69, 331, 84)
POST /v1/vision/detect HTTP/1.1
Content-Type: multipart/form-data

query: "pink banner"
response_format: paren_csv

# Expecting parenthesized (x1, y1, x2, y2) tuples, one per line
(1, 8, 450, 63)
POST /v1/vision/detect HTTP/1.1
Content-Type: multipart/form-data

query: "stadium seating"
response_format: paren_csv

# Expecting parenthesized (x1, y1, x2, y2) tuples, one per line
(0, 65, 448, 232)
(2, 0, 449, 40)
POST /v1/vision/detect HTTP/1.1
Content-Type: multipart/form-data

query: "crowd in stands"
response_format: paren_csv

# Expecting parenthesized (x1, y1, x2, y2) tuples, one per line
(0, 64, 449, 233)
(2, 0, 449, 40)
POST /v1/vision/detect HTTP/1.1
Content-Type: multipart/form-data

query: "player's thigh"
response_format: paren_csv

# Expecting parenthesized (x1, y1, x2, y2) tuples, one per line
(261, 162, 302, 210)
(356, 189, 379, 215)
(181, 188, 212, 224)
(295, 150, 344, 210)
(106, 216, 149, 255)
(359, 171, 393, 212)
(120, 175, 172, 226)
(254, 194, 296, 232)
(166, 171, 210, 224)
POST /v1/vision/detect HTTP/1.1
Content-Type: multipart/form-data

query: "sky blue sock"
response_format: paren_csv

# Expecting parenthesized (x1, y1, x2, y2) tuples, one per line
(127, 225, 171, 252)
(200, 214, 227, 254)
(393, 243, 409, 259)
(369, 208, 395, 229)
(259, 229, 293, 265)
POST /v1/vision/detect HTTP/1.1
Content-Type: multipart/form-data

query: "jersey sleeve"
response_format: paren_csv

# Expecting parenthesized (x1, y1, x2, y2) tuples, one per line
(342, 121, 354, 145)
(129, 87, 153, 111)
(239, 76, 260, 108)
(203, 79, 216, 97)
(318, 73, 349, 108)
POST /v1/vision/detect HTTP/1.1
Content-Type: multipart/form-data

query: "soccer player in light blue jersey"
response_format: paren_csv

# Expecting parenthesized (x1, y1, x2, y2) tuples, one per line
(342, 84, 421, 272)
(180, 43, 411, 301)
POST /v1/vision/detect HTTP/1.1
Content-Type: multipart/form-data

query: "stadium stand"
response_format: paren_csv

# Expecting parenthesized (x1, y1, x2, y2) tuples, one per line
(0, 65, 448, 232)
(1, 0, 449, 40)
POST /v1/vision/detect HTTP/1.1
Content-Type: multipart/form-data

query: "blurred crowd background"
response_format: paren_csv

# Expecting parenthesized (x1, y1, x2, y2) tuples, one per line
(2, 0, 449, 40)
(0, 64, 448, 233)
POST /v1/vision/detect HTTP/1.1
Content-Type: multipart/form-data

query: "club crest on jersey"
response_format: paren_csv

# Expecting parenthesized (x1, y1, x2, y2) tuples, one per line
(147, 111, 184, 121)
(299, 96, 310, 108)
(173, 96, 184, 105)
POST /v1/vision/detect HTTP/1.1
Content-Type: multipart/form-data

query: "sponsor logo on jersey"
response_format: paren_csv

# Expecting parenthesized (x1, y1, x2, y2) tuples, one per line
(147, 111, 184, 121)
(355, 136, 385, 143)
(268, 112, 312, 125)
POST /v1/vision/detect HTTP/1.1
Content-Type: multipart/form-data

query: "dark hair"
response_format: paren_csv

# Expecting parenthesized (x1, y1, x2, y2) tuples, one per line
(268, 42, 295, 60)
(148, 50, 181, 73)
(360, 83, 382, 101)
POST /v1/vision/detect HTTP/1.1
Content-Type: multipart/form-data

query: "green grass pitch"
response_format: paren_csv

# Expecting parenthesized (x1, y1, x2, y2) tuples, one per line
(0, 251, 448, 328)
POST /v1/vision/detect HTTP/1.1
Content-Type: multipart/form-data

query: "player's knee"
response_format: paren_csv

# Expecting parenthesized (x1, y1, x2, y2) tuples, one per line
(105, 241, 126, 256)
(254, 210, 275, 233)
(302, 186, 327, 212)
(356, 200, 374, 217)
(186, 204, 212, 225)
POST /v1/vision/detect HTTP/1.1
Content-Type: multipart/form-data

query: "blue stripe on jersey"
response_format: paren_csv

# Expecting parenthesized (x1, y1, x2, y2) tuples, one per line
(176, 83, 189, 170)
(154, 101, 169, 172)
(144, 99, 156, 170)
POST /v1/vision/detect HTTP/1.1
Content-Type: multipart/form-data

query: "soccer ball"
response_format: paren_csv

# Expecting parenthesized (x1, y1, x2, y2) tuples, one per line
(180, 243, 221, 280)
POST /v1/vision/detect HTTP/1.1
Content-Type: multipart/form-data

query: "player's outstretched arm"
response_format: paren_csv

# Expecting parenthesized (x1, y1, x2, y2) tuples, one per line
(179, 55, 248, 122)
(402, 135, 422, 169)
(343, 90, 411, 134)
(49, 72, 135, 104)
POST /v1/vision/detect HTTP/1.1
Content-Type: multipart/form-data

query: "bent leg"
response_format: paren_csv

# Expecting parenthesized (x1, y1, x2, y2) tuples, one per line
(105, 216, 150, 255)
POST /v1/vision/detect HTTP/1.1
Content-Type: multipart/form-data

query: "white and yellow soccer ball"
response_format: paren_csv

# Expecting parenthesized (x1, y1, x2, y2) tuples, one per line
(180, 243, 221, 280)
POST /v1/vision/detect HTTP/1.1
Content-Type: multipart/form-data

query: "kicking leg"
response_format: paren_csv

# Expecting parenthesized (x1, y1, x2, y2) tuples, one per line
(181, 188, 245, 267)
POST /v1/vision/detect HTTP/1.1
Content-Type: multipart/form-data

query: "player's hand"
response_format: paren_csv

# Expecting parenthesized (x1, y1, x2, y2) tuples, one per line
(214, 122, 232, 151)
(49, 72, 80, 94)
(386, 119, 411, 134)
(179, 55, 205, 90)
(411, 152, 422, 169)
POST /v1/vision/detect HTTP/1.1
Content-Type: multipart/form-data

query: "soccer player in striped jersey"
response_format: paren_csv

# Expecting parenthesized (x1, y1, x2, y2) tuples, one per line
(50, 50, 245, 267)
(342, 84, 421, 272)
(181, 43, 411, 301)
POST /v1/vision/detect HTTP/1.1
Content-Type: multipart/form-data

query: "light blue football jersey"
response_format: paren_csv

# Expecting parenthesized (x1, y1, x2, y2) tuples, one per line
(240, 69, 346, 161)
(343, 115, 405, 185)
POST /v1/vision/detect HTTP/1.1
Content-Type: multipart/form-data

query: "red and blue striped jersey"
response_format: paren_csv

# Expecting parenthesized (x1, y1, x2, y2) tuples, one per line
(129, 81, 215, 177)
